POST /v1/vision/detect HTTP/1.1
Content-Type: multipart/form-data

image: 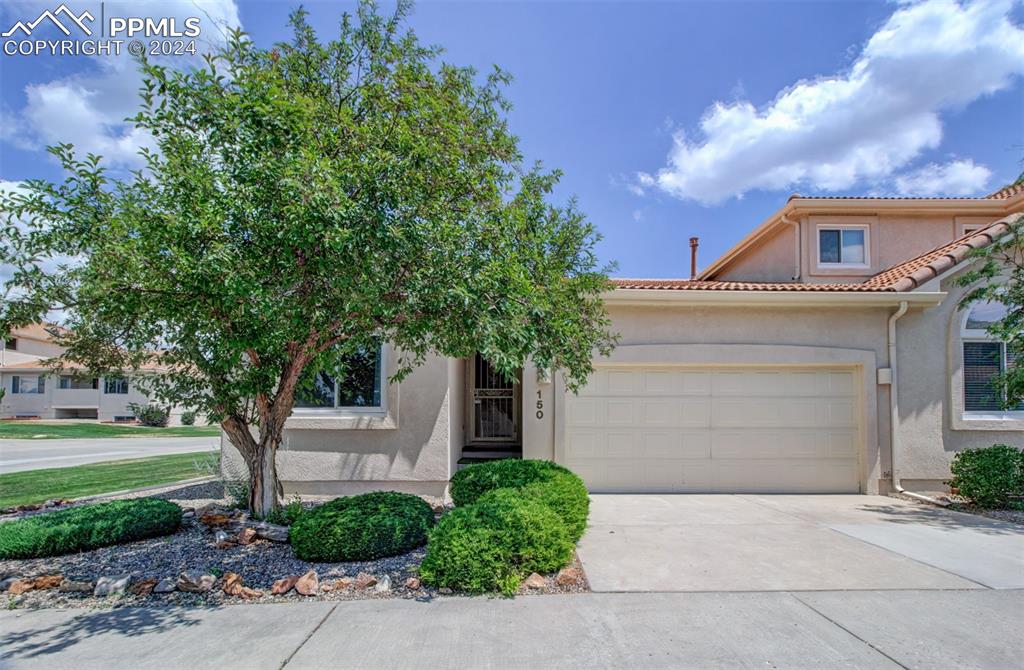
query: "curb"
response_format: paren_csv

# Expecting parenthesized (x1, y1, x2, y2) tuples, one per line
(76, 475, 218, 503)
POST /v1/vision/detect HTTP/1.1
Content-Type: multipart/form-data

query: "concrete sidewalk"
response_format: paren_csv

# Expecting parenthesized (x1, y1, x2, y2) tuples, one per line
(2, 590, 1021, 669)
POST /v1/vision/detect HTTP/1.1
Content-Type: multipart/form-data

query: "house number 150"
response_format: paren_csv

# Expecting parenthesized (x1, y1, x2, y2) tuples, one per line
(535, 390, 544, 419)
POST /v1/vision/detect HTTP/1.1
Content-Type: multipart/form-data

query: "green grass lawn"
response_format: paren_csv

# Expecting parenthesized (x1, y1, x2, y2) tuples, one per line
(0, 451, 219, 508)
(0, 422, 220, 440)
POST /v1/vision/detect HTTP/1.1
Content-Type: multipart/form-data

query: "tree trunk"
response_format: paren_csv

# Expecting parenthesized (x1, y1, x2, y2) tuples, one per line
(247, 431, 284, 517)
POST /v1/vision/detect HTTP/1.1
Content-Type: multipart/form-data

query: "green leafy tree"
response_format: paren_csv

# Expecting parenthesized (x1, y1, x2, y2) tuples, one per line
(957, 214, 1023, 409)
(0, 3, 616, 515)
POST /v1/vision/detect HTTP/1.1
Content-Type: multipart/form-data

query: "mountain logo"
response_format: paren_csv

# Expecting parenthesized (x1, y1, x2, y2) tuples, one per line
(2, 4, 95, 38)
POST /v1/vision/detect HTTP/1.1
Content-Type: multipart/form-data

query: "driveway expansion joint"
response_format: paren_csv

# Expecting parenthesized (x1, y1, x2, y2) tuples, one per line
(788, 592, 910, 669)
(279, 603, 339, 669)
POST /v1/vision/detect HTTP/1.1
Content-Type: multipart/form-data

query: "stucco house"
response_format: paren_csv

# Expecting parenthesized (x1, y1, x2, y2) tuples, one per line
(222, 184, 1024, 498)
(0, 324, 190, 425)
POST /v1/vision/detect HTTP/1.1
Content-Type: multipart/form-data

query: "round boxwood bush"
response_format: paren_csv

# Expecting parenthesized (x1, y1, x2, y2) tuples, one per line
(0, 498, 182, 559)
(290, 491, 434, 562)
(948, 444, 1024, 508)
(419, 488, 573, 595)
(450, 459, 589, 541)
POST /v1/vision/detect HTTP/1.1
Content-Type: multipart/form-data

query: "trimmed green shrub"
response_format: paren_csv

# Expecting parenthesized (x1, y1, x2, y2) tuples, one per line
(127, 402, 170, 428)
(419, 489, 573, 595)
(0, 498, 182, 559)
(948, 444, 1024, 508)
(180, 410, 197, 426)
(451, 458, 574, 506)
(450, 459, 589, 542)
(290, 491, 434, 561)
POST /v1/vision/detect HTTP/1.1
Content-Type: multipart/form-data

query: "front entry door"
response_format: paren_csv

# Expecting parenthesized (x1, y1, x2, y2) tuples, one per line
(470, 353, 520, 443)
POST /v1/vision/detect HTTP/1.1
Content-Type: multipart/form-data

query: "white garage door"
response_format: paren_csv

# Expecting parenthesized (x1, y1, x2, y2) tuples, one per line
(563, 366, 861, 493)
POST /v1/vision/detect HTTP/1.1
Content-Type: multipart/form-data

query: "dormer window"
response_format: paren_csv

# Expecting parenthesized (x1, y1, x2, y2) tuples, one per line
(817, 226, 868, 267)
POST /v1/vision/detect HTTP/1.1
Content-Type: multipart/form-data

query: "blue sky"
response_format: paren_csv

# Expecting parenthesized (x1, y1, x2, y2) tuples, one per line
(1, 1, 1022, 278)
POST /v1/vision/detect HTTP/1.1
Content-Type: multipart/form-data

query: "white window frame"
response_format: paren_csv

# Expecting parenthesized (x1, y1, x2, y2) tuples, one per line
(292, 345, 388, 417)
(816, 224, 870, 269)
(959, 304, 1023, 422)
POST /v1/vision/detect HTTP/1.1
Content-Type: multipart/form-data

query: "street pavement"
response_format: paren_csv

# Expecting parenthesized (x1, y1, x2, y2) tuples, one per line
(0, 437, 218, 473)
(1, 590, 1021, 669)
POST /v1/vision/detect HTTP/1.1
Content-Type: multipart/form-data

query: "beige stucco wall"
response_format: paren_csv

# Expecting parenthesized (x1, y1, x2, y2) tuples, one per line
(715, 210, 1008, 284)
(894, 273, 1023, 484)
(221, 348, 454, 498)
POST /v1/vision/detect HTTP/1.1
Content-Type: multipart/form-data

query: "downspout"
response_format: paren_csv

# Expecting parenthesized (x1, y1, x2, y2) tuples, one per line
(781, 213, 800, 281)
(887, 301, 944, 505)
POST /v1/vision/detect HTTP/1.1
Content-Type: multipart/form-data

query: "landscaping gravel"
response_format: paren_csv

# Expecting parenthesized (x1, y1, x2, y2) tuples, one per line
(0, 481, 589, 610)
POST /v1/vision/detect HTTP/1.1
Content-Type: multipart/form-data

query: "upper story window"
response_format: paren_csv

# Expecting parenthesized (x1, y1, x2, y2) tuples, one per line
(103, 377, 129, 394)
(12, 375, 44, 394)
(961, 301, 1021, 414)
(818, 226, 868, 267)
(59, 375, 99, 390)
(294, 345, 384, 412)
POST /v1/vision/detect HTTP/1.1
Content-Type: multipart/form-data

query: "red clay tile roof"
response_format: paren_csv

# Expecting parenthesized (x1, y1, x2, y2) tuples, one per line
(986, 181, 1024, 200)
(612, 217, 1018, 294)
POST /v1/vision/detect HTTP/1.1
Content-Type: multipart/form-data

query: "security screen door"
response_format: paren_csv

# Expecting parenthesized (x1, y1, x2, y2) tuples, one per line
(471, 353, 520, 443)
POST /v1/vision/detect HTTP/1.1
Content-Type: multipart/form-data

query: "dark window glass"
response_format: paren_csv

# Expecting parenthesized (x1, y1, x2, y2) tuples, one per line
(819, 229, 841, 263)
(963, 342, 1003, 411)
(295, 346, 382, 409)
(104, 377, 129, 394)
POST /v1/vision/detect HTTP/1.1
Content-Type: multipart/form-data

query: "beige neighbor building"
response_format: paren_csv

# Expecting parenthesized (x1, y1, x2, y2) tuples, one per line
(221, 184, 1024, 498)
(0, 324, 190, 425)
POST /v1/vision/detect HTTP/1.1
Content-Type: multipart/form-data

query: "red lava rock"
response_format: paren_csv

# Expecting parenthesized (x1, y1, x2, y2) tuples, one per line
(222, 572, 244, 596)
(295, 570, 319, 596)
(235, 528, 258, 545)
(8, 579, 36, 595)
(199, 513, 233, 527)
(271, 575, 299, 595)
(404, 577, 421, 590)
(522, 573, 547, 590)
(555, 567, 581, 586)
(129, 579, 157, 596)
(237, 586, 262, 600)
(31, 575, 64, 591)
(354, 572, 378, 589)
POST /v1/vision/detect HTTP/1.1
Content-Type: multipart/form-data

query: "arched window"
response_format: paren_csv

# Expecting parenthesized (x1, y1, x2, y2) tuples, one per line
(960, 301, 1018, 412)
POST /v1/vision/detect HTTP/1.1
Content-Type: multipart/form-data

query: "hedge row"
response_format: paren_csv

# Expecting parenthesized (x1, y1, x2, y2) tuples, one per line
(0, 498, 182, 559)
(421, 459, 589, 594)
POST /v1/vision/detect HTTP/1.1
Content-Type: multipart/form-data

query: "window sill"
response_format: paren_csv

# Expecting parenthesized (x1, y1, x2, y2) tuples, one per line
(952, 412, 1024, 431)
(285, 413, 396, 431)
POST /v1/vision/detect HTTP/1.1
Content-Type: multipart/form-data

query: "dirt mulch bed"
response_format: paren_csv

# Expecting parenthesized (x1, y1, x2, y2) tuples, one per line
(0, 482, 589, 610)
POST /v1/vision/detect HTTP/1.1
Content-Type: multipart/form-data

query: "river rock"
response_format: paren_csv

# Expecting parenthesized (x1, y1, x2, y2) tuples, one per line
(94, 575, 131, 597)
(176, 570, 216, 593)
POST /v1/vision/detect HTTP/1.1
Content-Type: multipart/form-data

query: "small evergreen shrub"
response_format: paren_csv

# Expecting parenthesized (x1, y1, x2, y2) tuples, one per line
(0, 498, 182, 559)
(127, 403, 170, 428)
(180, 410, 197, 426)
(450, 459, 574, 506)
(450, 459, 589, 542)
(419, 489, 573, 595)
(948, 444, 1024, 508)
(290, 491, 434, 561)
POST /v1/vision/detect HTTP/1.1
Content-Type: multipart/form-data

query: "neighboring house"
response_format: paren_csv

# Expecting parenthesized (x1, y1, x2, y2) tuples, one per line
(218, 184, 1023, 497)
(0, 324, 187, 425)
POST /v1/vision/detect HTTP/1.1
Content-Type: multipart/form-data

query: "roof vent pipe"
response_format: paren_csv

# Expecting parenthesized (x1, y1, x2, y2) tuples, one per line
(689, 237, 699, 280)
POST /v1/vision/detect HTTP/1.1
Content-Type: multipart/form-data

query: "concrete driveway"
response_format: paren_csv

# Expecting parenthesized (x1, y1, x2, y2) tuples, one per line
(578, 494, 1024, 592)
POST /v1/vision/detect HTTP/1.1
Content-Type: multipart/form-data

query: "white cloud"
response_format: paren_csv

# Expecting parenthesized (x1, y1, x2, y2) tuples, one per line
(6, 1, 241, 169)
(893, 159, 992, 196)
(642, 0, 1024, 204)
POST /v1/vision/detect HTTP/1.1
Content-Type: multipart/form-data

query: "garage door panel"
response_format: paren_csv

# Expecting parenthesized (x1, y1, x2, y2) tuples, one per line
(563, 364, 861, 494)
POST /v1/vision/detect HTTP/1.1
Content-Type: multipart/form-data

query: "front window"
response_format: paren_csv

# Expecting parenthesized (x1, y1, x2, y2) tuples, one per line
(2, 338, 16, 351)
(818, 227, 867, 266)
(104, 377, 129, 394)
(295, 345, 384, 411)
(60, 375, 99, 390)
(961, 301, 1020, 414)
(12, 375, 44, 394)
